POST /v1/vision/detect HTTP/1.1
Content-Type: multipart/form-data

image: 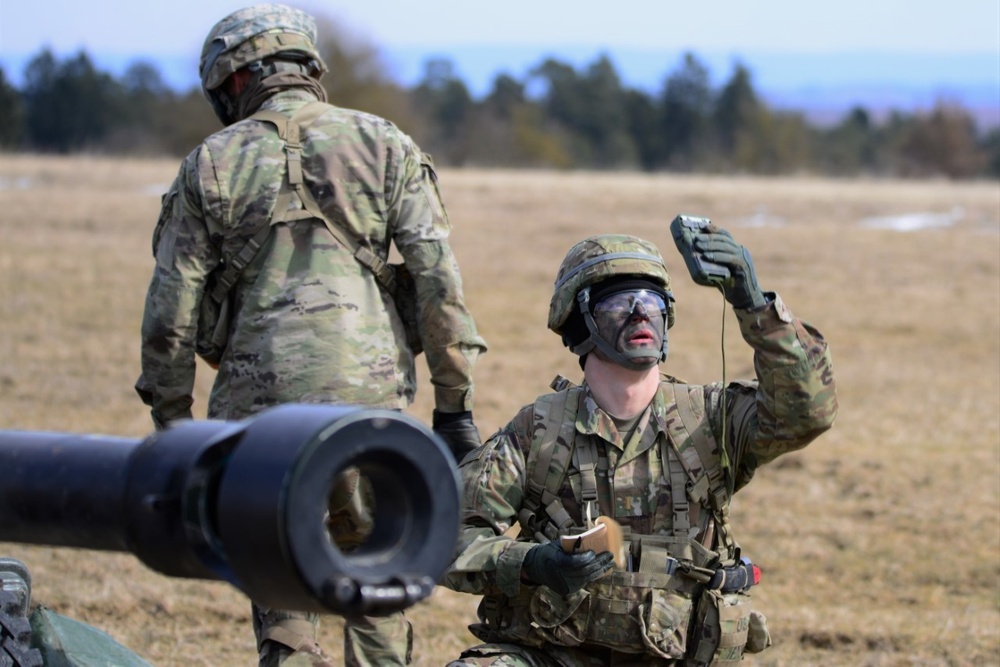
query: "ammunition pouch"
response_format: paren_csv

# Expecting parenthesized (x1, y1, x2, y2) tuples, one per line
(687, 588, 753, 665)
(475, 571, 698, 659)
(475, 537, 769, 661)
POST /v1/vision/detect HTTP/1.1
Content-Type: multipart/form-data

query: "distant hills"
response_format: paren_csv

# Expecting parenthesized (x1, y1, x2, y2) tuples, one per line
(2, 45, 997, 130)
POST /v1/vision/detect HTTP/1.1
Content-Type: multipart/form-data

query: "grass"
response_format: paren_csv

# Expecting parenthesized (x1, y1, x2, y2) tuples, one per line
(1, 155, 998, 665)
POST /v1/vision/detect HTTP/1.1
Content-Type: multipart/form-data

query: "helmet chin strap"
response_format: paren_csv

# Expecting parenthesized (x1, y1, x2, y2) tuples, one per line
(572, 287, 667, 371)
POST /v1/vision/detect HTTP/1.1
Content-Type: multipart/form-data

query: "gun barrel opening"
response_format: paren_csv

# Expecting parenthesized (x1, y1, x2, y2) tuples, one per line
(0, 404, 461, 615)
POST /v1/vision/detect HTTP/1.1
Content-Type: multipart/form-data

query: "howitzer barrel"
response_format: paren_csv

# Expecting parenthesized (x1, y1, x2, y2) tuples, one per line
(0, 404, 461, 616)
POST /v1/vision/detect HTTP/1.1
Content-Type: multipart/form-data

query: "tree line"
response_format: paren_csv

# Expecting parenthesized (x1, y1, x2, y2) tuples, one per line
(1, 19, 997, 179)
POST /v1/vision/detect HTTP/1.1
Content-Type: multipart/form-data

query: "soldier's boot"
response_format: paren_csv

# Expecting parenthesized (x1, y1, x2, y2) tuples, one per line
(253, 604, 331, 667)
(343, 611, 412, 666)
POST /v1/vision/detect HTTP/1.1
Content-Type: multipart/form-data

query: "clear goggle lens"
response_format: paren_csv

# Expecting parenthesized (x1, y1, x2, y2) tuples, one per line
(593, 289, 667, 317)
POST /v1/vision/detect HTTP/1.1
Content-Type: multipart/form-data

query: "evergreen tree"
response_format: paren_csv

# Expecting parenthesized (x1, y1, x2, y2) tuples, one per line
(411, 58, 475, 164)
(981, 127, 1000, 178)
(0, 66, 25, 149)
(659, 52, 713, 170)
(22, 49, 126, 152)
(483, 73, 525, 120)
(578, 54, 636, 168)
(623, 88, 660, 171)
(819, 106, 879, 174)
(530, 57, 591, 162)
(103, 60, 174, 154)
(713, 63, 760, 163)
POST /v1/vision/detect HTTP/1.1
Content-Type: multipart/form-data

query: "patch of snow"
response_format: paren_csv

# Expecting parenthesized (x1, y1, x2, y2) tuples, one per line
(734, 207, 787, 228)
(859, 207, 965, 232)
(0, 176, 33, 191)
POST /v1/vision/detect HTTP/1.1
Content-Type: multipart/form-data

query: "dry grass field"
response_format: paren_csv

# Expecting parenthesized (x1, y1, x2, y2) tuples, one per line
(1, 154, 998, 666)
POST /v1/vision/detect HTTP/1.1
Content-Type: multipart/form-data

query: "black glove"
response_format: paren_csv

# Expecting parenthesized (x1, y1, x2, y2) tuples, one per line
(692, 228, 767, 310)
(521, 541, 615, 596)
(432, 410, 481, 462)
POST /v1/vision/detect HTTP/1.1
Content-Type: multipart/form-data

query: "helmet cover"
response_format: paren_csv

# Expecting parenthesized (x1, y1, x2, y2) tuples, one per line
(548, 234, 675, 336)
(199, 3, 327, 94)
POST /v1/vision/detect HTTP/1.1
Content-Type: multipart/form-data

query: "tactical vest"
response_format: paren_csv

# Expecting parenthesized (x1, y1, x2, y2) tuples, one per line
(474, 378, 770, 664)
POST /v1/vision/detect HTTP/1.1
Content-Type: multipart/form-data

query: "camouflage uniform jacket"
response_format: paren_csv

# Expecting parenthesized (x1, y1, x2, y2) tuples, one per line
(136, 89, 486, 424)
(443, 293, 836, 607)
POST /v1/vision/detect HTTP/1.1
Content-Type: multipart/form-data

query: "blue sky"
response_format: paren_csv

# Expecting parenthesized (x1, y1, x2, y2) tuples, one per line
(1, 0, 998, 110)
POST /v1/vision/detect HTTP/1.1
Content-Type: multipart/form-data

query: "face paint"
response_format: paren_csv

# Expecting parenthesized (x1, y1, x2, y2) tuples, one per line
(592, 289, 667, 363)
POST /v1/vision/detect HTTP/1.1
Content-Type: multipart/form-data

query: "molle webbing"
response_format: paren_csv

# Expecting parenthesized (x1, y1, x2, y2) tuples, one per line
(668, 443, 691, 542)
(663, 383, 737, 560)
(573, 436, 600, 521)
(478, 569, 701, 654)
(623, 530, 718, 574)
(519, 380, 736, 561)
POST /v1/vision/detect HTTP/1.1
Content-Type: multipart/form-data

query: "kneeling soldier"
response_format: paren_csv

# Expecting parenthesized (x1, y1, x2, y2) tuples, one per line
(443, 224, 837, 666)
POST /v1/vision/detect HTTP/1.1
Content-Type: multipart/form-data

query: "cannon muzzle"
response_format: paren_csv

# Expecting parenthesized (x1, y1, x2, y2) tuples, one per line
(0, 404, 461, 616)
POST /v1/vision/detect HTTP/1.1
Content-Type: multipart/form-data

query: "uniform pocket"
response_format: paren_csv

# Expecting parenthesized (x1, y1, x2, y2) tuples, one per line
(745, 608, 772, 653)
(528, 586, 590, 646)
(638, 588, 692, 659)
(689, 589, 753, 664)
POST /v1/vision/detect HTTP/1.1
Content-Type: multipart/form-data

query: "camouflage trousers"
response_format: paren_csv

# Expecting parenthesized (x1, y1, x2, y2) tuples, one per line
(253, 605, 328, 667)
(252, 468, 413, 666)
(252, 604, 412, 667)
(445, 642, 676, 667)
(334, 467, 414, 665)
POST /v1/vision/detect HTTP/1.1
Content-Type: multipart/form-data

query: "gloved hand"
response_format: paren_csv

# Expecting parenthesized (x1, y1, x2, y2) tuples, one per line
(692, 227, 767, 310)
(432, 410, 482, 462)
(521, 541, 615, 596)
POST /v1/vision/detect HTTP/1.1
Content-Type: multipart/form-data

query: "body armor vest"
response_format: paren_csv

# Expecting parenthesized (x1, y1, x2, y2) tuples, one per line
(474, 378, 769, 664)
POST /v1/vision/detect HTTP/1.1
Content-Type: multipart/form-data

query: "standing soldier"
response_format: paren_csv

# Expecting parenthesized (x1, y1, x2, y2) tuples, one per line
(135, 4, 487, 666)
(443, 226, 837, 665)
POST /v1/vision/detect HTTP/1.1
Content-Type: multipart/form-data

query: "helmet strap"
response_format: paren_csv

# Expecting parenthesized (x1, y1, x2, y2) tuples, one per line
(574, 287, 667, 371)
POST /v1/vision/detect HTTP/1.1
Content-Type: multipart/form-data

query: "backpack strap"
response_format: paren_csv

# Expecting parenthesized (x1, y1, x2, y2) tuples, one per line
(208, 214, 276, 303)
(572, 438, 601, 525)
(667, 442, 692, 541)
(662, 382, 738, 560)
(518, 385, 584, 542)
(252, 102, 397, 292)
(205, 102, 336, 305)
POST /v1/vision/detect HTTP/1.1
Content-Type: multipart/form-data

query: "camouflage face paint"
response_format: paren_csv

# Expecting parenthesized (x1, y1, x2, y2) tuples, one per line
(592, 289, 667, 364)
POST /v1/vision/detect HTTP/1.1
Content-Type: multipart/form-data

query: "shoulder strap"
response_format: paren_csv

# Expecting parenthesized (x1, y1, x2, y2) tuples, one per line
(664, 383, 730, 511)
(518, 387, 583, 542)
(208, 218, 275, 303)
(206, 103, 333, 305)
(252, 102, 397, 292)
(661, 382, 739, 559)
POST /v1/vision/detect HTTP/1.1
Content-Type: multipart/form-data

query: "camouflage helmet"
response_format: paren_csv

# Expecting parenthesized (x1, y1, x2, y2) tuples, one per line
(199, 3, 328, 95)
(548, 234, 675, 336)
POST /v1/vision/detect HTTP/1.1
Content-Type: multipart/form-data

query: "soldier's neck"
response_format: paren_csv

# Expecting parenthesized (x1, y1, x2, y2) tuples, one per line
(584, 355, 660, 420)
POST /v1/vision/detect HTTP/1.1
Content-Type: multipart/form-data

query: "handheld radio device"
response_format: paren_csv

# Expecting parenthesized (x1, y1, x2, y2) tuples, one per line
(669, 214, 733, 287)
